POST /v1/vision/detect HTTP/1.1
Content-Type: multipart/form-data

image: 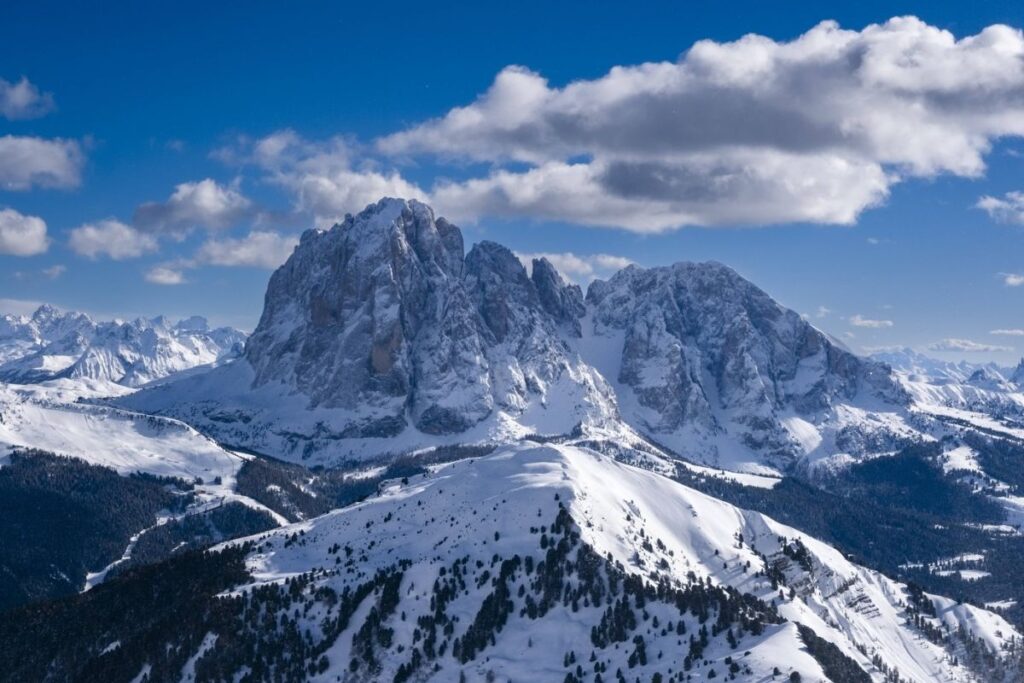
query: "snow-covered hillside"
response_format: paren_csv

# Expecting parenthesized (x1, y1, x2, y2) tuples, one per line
(200, 442, 1016, 682)
(0, 380, 242, 482)
(0, 305, 245, 387)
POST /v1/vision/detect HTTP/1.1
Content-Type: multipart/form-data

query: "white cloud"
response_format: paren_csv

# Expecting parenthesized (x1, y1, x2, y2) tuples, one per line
(0, 76, 54, 120)
(928, 338, 1013, 353)
(220, 131, 427, 227)
(977, 191, 1024, 224)
(860, 344, 904, 354)
(378, 18, 1024, 231)
(0, 136, 83, 190)
(515, 251, 634, 283)
(432, 154, 888, 232)
(0, 208, 48, 256)
(68, 219, 158, 260)
(815, 306, 831, 318)
(133, 179, 253, 234)
(145, 266, 186, 285)
(1002, 273, 1024, 287)
(850, 314, 894, 328)
(42, 264, 65, 279)
(194, 231, 298, 269)
(991, 328, 1024, 336)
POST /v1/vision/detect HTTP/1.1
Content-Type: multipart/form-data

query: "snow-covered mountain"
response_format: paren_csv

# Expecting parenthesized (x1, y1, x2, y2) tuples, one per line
(0, 305, 246, 387)
(580, 261, 909, 470)
(124, 198, 916, 472)
(7, 441, 1018, 682)
(872, 347, 1018, 387)
(224, 441, 1013, 682)
(871, 348, 1024, 430)
(6, 200, 1024, 681)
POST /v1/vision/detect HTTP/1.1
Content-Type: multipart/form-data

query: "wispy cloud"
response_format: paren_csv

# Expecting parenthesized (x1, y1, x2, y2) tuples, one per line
(990, 328, 1024, 336)
(145, 266, 186, 286)
(1001, 273, 1024, 287)
(978, 191, 1024, 225)
(928, 338, 1013, 353)
(850, 314, 894, 329)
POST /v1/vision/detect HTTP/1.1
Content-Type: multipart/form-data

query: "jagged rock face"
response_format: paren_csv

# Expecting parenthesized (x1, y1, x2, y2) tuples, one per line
(245, 199, 477, 436)
(130, 198, 919, 468)
(531, 257, 585, 335)
(586, 262, 906, 459)
(1011, 360, 1024, 388)
(244, 198, 595, 437)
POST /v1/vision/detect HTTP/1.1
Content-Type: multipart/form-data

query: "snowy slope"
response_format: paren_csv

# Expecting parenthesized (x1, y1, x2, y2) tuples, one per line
(0, 380, 243, 483)
(0, 379, 290, 588)
(206, 443, 1017, 682)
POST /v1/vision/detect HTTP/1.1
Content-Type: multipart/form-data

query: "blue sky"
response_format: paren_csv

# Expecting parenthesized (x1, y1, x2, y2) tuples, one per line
(1, 0, 1023, 363)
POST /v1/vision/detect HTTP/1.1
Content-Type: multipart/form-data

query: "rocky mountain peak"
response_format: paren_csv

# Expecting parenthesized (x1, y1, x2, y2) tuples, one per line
(583, 259, 907, 466)
(531, 257, 585, 335)
(1012, 358, 1024, 387)
(129, 198, 916, 470)
(240, 200, 608, 441)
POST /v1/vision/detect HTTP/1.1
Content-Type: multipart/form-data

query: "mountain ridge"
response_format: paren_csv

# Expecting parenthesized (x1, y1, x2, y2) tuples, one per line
(123, 197, 917, 473)
(0, 305, 246, 387)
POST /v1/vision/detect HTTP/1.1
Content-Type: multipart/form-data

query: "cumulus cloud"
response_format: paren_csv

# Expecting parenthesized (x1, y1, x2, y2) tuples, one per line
(977, 191, 1024, 224)
(0, 77, 55, 120)
(432, 154, 888, 231)
(991, 328, 1024, 336)
(378, 18, 1024, 231)
(928, 338, 1013, 353)
(1002, 273, 1024, 287)
(850, 314, 894, 328)
(0, 136, 83, 190)
(133, 179, 253, 234)
(145, 266, 186, 285)
(0, 208, 48, 256)
(515, 251, 635, 283)
(68, 219, 158, 260)
(140, 230, 297, 284)
(217, 130, 427, 227)
(815, 306, 832, 318)
(193, 231, 298, 269)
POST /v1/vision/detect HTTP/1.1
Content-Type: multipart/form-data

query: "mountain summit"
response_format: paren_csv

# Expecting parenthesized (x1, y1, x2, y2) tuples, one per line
(244, 198, 609, 438)
(125, 198, 914, 471)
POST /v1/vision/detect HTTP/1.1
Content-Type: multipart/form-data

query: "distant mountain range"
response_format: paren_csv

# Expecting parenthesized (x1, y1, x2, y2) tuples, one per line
(0, 305, 245, 386)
